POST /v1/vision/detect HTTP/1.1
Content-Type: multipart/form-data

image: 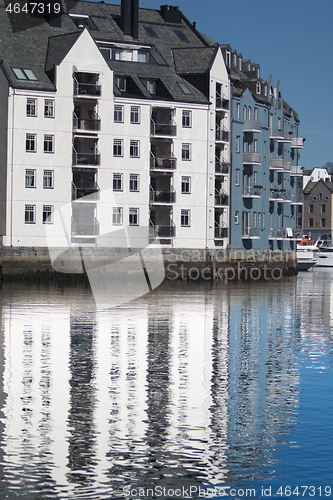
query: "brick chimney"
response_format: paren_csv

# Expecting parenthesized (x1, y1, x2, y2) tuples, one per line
(121, 0, 139, 39)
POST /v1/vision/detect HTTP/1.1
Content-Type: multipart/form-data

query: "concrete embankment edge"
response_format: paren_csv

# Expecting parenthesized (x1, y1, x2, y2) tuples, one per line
(0, 246, 297, 282)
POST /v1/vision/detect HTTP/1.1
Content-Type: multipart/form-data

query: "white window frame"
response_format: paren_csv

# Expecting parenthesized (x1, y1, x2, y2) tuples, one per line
(182, 143, 191, 161)
(130, 106, 140, 124)
(25, 169, 36, 188)
(256, 82, 261, 94)
(26, 133, 36, 152)
(130, 140, 140, 158)
(43, 170, 54, 189)
(26, 98, 37, 117)
(25, 204, 36, 224)
(44, 134, 55, 153)
(235, 168, 240, 186)
(129, 208, 139, 226)
(235, 211, 239, 224)
(181, 176, 191, 194)
(43, 205, 53, 224)
(181, 209, 190, 227)
(112, 207, 123, 225)
(254, 107, 258, 120)
(114, 104, 124, 123)
(113, 139, 123, 157)
(44, 99, 55, 118)
(113, 173, 123, 191)
(182, 110, 192, 128)
(129, 174, 139, 192)
(236, 136, 240, 153)
(236, 103, 240, 119)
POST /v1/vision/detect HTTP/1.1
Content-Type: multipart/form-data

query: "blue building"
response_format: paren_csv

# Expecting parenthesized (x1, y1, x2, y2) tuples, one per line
(221, 47, 304, 250)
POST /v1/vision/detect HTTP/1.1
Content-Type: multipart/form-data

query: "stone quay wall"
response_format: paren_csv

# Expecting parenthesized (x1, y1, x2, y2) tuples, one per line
(0, 246, 297, 282)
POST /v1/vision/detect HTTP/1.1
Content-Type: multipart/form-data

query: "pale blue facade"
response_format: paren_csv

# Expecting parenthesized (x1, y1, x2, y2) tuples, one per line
(222, 48, 304, 250)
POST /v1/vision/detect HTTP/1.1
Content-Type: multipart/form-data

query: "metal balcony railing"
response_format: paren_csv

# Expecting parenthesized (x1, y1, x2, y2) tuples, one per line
(269, 228, 286, 239)
(269, 158, 284, 169)
(242, 227, 260, 238)
(216, 124, 229, 142)
(150, 118, 176, 136)
(150, 186, 176, 204)
(243, 120, 261, 132)
(242, 186, 262, 198)
(71, 218, 100, 236)
(243, 152, 261, 164)
(215, 188, 229, 206)
(149, 220, 176, 238)
(290, 165, 303, 175)
(214, 221, 228, 238)
(73, 79, 101, 97)
(150, 153, 177, 170)
(291, 137, 304, 148)
(72, 148, 101, 166)
(73, 113, 101, 131)
(215, 156, 229, 174)
(72, 182, 100, 201)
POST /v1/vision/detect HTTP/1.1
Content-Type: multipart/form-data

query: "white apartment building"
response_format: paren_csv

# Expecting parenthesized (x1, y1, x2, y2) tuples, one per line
(0, 0, 230, 251)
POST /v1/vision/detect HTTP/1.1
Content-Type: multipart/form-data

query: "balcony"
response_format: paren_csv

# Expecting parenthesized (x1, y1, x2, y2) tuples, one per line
(243, 186, 262, 198)
(216, 97, 229, 110)
(269, 189, 288, 201)
(243, 152, 261, 165)
(283, 161, 291, 171)
(291, 137, 305, 149)
(151, 118, 176, 136)
(290, 191, 303, 204)
(243, 120, 261, 133)
(149, 221, 176, 239)
(73, 113, 101, 132)
(269, 228, 286, 239)
(72, 182, 100, 201)
(242, 227, 260, 239)
(150, 186, 176, 204)
(269, 158, 284, 170)
(150, 153, 176, 171)
(215, 189, 229, 206)
(215, 157, 229, 174)
(73, 79, 101, 97)
(278, 131, 292, 143)
(72, 148, 101, 166)
(290, 165, 303, 175)
(270, 128, 284, 139)
(214, 221, 228, 239)
(71, 218, 100, 237)
(216, 124, 229, 142)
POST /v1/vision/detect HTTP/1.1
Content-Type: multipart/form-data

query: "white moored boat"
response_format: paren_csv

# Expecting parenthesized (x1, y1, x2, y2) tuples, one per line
(296, 237, 317, 271)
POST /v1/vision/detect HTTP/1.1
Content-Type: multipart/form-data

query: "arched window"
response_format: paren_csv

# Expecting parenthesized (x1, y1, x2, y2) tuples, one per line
(235, 211, 239, 224)
(248, 107, 251, 120)
(243, 105, 247, 120)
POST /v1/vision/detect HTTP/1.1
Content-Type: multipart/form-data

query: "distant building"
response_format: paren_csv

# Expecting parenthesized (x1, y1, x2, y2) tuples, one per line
(303, 179, 333, 242)
(303, 167, 331, 189)
(221, 46, 305, 250)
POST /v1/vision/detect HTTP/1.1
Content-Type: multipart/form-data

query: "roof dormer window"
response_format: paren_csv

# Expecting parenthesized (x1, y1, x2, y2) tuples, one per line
(256, 82, 261, 94)
(114, 76, 127, 92)
(69, 13, 98, 30)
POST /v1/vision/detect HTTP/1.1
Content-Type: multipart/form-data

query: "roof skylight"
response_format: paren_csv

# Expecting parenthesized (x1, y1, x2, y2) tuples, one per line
(145, 26, 158, 38)
(12, 68, 38, 81)
(175, 30, 189, 42)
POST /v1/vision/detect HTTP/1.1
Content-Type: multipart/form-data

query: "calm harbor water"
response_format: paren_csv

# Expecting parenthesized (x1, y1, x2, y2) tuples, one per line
(0, 269, 332, 500)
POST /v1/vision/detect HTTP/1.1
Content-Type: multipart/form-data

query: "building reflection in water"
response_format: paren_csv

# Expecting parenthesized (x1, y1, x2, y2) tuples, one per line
(0, 277, 309, 498)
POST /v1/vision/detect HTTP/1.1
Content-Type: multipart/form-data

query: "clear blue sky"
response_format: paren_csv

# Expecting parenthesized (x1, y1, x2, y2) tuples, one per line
(98, 0, 333, 170)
